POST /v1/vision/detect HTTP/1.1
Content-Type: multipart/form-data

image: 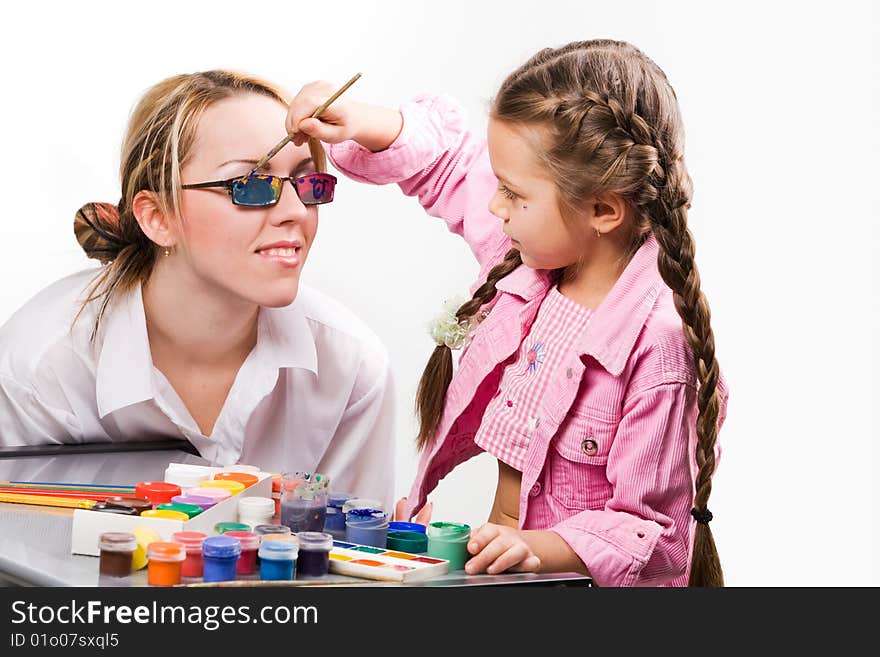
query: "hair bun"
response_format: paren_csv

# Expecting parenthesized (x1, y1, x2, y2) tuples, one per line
(74, 202, 125, 264)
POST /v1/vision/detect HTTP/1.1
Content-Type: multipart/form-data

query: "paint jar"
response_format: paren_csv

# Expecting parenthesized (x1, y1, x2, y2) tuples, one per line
(172, 531, 207, 578)
(92, 503, 139, 516)
(426, 522, 471, 571)
(345, 509, 389, 548)
(184, 487, 232, 503)
(253, 524, 292, 538)
(280, 472, 329, 533)
(135, 481, 182, 508)
(259, 539, 299, 581)
(271, 475, 283, 517)
(131, 527, 161, 571)
(156, 502, 202, 518)
(146, 542, 186, 586)
(223, 531, 259, 575)
(140, 509, 190, 521)
(104, 496, 153, 514)
(323, 491, 354, 540)
(214, 521, 251, 534)
(163, 465, 211, 489)
(201, 479, 246, 495)
(202, 536, 241, 583)
(172, 494, 217, 511)
(214, 471, 259, 489)
(388, 521, 427, 534)
(386, 530, 428, 554)
(238, 496, 275, 528)
(341, 498, 384, 515)
(295, 532, 333, 577)
(98, 532, 136, 577)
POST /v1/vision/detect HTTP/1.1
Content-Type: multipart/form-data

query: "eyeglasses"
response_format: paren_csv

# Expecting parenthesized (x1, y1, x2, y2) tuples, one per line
(181, 172, 337, 207)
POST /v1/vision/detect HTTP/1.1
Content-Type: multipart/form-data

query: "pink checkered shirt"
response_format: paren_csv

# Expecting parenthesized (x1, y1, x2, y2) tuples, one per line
(475, 286, 593, 471)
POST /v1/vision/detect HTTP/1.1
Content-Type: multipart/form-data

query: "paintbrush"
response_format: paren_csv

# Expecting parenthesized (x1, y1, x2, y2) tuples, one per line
(247, 72, 362, 176)
(0, 492, 97, 509)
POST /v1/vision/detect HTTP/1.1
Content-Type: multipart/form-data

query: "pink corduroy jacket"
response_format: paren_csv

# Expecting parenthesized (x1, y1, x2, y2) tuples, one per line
(328, 94, 729, 587)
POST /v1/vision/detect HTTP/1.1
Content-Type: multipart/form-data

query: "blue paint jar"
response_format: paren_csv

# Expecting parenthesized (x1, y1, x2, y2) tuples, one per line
(345, 509, 389, 548)
(323, 491, 354, 540)
(259, 539, 299, 581)
(202, 535, 241, 582)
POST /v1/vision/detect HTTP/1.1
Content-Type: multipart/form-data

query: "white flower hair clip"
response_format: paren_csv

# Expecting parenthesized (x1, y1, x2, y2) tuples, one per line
(427, 295, 476, 350)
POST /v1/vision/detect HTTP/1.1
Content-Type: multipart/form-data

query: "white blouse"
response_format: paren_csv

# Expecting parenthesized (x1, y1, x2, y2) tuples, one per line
(0, 268, 395, 507)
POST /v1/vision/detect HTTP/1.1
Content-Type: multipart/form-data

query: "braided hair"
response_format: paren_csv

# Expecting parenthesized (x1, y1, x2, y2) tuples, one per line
(416, 40, 724, 586)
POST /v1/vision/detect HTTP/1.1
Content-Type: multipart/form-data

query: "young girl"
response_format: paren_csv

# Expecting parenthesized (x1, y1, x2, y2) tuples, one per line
(287, 39, 729, 586)
(0, 70, 395, 507)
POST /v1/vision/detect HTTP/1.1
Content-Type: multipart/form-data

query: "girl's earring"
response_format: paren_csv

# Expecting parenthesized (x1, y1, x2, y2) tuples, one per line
(164, 247, 171, 257)
(595, 228, 601, 238)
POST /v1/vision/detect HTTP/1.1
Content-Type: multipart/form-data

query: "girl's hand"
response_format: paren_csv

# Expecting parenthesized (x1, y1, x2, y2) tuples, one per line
(285, 81, 403, 153)
(464, 523, 541, 575)
(286, 81, 359, 146)
(392, 497, 433, 524)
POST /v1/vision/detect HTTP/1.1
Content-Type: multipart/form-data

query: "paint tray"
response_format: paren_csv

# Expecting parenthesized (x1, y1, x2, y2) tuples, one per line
(328, 540, 449, 583)
(69, 463, 272, 556)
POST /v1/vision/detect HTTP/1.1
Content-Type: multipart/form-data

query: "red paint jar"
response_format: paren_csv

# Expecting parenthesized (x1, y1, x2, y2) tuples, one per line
(172, 531, 207, 578)
(223, 531, 259, 575)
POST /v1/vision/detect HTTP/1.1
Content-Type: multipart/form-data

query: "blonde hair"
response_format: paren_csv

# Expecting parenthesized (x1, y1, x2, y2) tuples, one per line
(415, 40, 724, 586)
(73, 69, 322, 337)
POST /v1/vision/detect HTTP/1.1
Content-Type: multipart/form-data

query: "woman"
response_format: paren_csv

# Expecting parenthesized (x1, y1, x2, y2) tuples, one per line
(0, 70, 394, 505)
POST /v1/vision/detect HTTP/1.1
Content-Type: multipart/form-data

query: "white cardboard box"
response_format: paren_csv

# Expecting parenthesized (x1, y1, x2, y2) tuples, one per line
(70, 464, 272, 556)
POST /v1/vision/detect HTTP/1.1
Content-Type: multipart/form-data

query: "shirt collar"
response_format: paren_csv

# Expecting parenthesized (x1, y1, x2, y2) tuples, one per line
(578, 234, 663, 375)
(95, 285, 318, 419)
(95, 283, 154, 419)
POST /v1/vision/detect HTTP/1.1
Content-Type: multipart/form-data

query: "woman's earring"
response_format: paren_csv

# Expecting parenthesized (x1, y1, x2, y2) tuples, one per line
(164, 247, 171, 257)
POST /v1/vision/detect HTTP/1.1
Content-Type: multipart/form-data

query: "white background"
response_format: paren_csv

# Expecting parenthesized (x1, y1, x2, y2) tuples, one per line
(0, 1, 876, 586)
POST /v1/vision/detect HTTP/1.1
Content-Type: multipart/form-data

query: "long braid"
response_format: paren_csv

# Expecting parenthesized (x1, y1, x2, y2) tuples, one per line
(491, 39, 725, 585)
(415, 248, 522, 449)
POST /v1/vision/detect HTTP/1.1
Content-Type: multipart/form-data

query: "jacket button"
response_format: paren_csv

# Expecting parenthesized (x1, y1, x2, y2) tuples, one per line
(581, 439, 598, 456)
(530, 483, 542, 496)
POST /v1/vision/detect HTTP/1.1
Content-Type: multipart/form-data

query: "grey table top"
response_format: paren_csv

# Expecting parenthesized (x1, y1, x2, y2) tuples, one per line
(0, 448, 590, 588)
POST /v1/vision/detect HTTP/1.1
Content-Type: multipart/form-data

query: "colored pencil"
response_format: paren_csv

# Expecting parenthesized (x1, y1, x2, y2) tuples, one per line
(0, 487, 128, 502)
(4, 481, 136, 490)
(0, 493, 97, 509)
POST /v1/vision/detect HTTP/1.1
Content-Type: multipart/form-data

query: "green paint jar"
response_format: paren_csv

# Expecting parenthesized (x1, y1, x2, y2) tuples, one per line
(426, 522, 471, 570)
(386, 530, 428, 554)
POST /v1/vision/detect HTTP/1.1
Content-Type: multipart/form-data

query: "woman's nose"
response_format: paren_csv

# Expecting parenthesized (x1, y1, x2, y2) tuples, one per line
(269, 180, 309, 224)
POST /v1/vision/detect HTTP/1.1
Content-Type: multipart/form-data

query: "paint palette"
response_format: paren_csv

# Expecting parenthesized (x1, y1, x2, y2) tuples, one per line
(329, 540, 449, 583)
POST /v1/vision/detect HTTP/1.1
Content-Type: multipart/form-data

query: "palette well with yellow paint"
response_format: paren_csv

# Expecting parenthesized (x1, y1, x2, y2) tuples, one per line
(329, 540, 449, 583)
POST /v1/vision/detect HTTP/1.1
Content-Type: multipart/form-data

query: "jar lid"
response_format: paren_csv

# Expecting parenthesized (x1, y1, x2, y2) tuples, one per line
(147, 541, 186, 562)
(104, 496, 152, 512)
(259, 539, 299, 560)
(252, 524, 291, 536)
(172, 495, 216, 509)
(223, 530, 259, 549)
(214, 521, 251, 534)
(140, 509, 190, 521)
(426, 521, 471, 540)
(295, 531, 333, 551)
(202, 480, 245, 494)
(184, 487, 232, 501)
(98, 531, 137, 552)
(215, 472, 259, 488)
(259, 533, 299, 545)
(202, 535, 242, 558)
(171, 531, 207, 549)
(135, 481, 182, 504)
(156, 502, 202, 518)
(328, 491, 355, 508)
(163, 466, 210, 489)
(238, 496, 275, 514)
(388, 521, 426, 534)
